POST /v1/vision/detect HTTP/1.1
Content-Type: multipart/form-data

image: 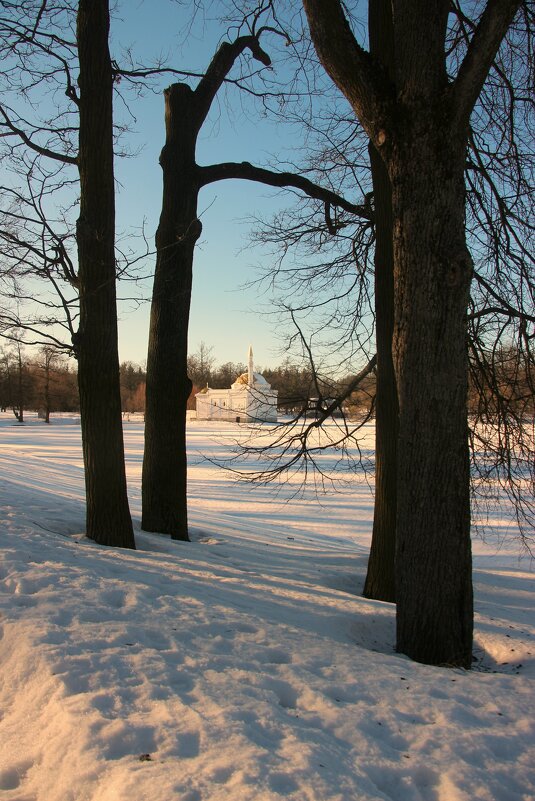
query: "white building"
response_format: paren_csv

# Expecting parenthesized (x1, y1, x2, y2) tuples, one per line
(195, 346, 278, 423)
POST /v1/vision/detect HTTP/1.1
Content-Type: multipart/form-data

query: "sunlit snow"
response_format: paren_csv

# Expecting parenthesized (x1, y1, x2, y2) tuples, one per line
(0, 412, 533, 801)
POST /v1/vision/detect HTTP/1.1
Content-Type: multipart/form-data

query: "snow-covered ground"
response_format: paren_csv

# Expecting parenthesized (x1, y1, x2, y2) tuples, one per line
(0, 412, 534, 801)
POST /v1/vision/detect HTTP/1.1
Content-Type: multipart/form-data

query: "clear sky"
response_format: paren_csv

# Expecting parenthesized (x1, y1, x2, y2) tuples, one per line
(110, 1, 312, 370)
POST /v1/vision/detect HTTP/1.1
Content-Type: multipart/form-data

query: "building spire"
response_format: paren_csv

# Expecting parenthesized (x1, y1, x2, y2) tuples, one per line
(248, 344, 254, 385)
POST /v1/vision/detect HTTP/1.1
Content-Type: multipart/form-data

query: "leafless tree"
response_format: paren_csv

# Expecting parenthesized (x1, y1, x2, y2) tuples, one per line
(141, 2, 371, 540)
(220, 0, 530, 666)
(301, 0, 529, 666)
(0, 0, 135, 547)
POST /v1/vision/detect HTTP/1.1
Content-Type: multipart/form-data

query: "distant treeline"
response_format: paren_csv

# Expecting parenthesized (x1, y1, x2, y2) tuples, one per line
(2, 343, 530, 422)
(0, 343, 374, 420)
(119, 353, 370, 416)
(0, 346, 78, 423)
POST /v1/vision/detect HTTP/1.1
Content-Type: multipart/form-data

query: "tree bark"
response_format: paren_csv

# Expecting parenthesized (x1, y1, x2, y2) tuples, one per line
(363, 0, 398, 603)
(141, 84, 199, 540)
(76, 0, 135, 548)
(390, 116, 473, 666)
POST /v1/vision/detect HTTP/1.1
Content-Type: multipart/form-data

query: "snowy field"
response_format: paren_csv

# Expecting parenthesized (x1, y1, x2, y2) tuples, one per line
(0, 412, 534, 801)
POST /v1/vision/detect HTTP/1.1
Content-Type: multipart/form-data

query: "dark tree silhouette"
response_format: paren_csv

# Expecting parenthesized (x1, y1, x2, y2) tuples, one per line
(302, 0, 523, 666)
(227, 0, 531, 664)
(142, 9, 370, 540)
(75, 0, 134, 547)
(0, 0, 135, 547)
(362, 0, 397, 603)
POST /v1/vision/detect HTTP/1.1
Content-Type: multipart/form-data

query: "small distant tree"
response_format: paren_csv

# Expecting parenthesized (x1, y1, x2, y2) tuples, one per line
(30, 348, 79, 418)
(187, 342, 216, 388)
(35, 346, 58, 423)
(120, 361, 147, 413)
(0, 351, 8, 411)
(2, 343, 33, 422)
(263, 361, 316, 414)
(210, 361, 247, 389)
(130, 381, 146, 414)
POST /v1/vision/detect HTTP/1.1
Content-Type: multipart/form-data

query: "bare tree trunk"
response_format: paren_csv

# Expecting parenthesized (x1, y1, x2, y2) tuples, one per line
(391, 127, 473, 666)
(44, 355, 51, 423)
(16, 345, 24, 423)
(76, 0, 135, 548)
(300, 0, 517, 665)
(363, 0, 397, 603)
(141, 84, 199, 540)
(139, 27, 369, 540)
(141, 37, 269, 540)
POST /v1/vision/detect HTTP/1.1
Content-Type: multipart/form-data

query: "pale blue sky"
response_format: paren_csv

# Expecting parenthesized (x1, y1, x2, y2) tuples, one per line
(111, 1, 311, 369)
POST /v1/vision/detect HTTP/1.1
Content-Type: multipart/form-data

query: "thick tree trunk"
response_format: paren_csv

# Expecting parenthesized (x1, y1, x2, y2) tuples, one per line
(391, 123, 473, 667)
(299, 0, 515, 666)
(363, 0, 398, 603)
(142, 84, 200, 541)
(76, 0, 135, 548)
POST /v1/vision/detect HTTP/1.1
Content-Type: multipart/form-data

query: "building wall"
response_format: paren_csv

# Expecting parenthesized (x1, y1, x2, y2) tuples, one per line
(246, 386, 278, 423)
(196, 385, 277, 423)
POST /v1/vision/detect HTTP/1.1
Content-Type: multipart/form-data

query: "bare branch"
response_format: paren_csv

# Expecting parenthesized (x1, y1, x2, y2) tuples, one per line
(197, 161, 372, 218)
(193, 34, 271, 125)
(302, 0, 394, 144)
(450, 0, 523, 131)
(0, 106, 77, 165)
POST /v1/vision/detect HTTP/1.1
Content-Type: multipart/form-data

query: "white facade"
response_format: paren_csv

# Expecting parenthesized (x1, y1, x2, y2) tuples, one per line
(195, 346, 278, 423)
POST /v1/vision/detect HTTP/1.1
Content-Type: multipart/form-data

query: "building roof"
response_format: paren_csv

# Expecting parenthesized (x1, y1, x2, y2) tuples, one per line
(233, 371, 270, 387)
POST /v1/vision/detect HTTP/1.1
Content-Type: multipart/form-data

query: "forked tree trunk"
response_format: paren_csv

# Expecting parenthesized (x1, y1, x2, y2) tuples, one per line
(141, 41, 262, 541)
(76, 0, 135, 548)
(391, 124, 473, 667)
(298, 0, 519, 666)
(140, 35, 365, 541)
(141, 84, 199, 540)
(363, 0, 397, 603)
